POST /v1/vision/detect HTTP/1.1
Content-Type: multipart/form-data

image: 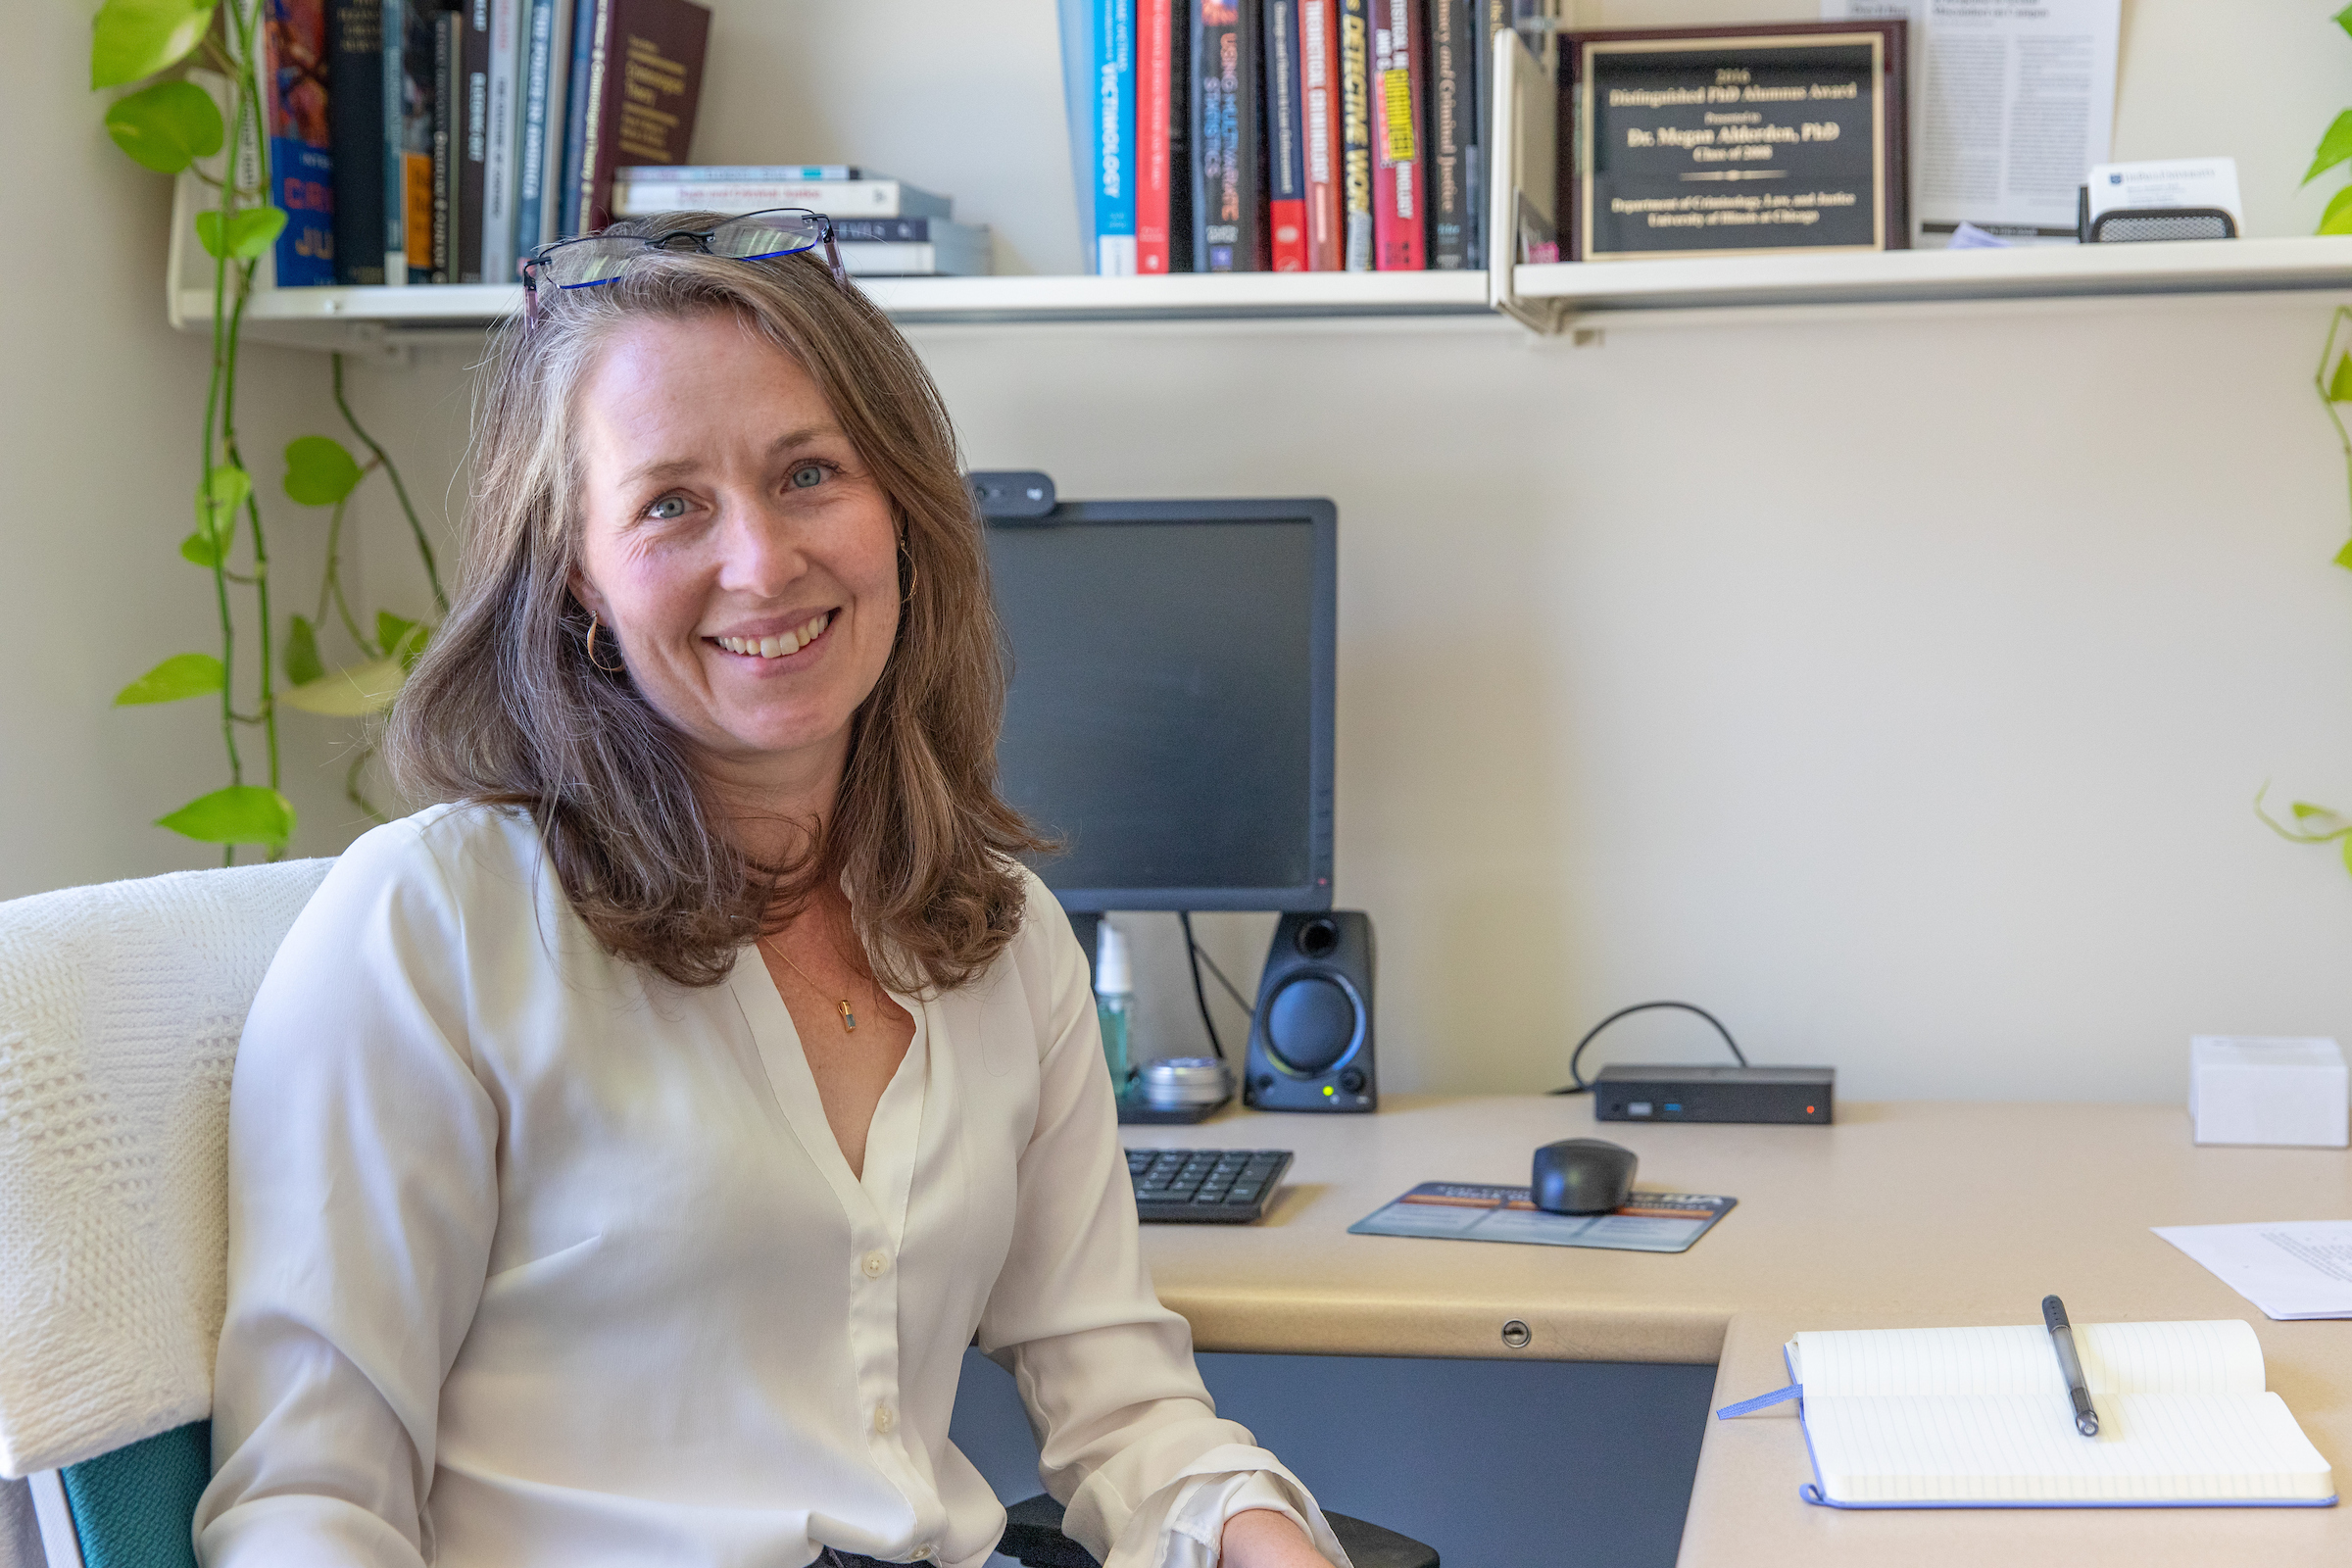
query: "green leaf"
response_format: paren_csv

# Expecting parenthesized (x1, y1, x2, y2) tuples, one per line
(2308, 111, 2352, 185)
(2292, 802, 2338, 822)
(90, 0, 216, 88)
(2339, 830, 2352, 876)
(179, 529, 224, 568)
(2337, 2, 2352, 41)
(283, 614, 324, 686)
(156, 785, 296, 850)
(376, 612, 433, 667)
(195, 463, 249, 530)
(113, 652, 225, 706)
(195, 205, 286, 260)
(2334, 535, 2352, 571)
(2322, 185, 2352, 237)
(281, 657, 409, 716)
(2330, 354, 2352, 404)
(281, 435, 364, 506)
(101, 78, 221, 172)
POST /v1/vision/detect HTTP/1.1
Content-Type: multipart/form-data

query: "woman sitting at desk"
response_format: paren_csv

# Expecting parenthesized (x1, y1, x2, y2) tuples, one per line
(192, 213, 1348, 1568)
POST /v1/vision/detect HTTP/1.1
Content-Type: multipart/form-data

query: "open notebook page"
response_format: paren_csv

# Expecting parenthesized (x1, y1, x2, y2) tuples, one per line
(1789, 1320, 2266, 1397)
(1803, 1390, 2334, 1504)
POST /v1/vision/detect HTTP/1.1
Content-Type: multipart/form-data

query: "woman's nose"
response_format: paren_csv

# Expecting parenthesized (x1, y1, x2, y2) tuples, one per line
(715, 506, 808, 597)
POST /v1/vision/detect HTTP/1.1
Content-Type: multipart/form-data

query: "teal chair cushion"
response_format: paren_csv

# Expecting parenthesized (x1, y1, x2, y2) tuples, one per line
(57, 1421, 208, 1568)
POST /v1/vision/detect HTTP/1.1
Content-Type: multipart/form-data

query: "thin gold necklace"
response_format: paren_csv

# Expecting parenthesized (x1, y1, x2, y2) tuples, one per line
(760, 931, 869, 1033)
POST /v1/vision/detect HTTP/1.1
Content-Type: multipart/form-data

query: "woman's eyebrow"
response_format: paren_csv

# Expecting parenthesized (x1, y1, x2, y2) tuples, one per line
(616, 454, 702, 490)
(765, 423, 841, 459)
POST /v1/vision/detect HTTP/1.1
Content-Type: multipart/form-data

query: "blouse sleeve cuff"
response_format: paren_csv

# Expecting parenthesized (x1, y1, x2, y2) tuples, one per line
(1098, 1444, 1353, 1568)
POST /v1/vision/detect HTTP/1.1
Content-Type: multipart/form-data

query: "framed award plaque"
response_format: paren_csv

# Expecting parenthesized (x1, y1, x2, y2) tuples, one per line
(1559, 22, 1909, 263)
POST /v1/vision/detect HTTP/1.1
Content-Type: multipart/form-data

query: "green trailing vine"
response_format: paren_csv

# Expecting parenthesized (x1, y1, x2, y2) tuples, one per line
(2262, 9, 2352, 866)
(91, 0, 443, 862)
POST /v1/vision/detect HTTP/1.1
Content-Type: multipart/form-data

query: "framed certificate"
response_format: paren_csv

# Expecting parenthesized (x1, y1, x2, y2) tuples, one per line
(1559, 22, 1910, 263)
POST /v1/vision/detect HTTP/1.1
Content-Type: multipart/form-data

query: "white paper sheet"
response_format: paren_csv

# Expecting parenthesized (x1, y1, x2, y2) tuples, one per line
(1824, 0, 2120, 244)
(2154, 1221, 2352, 1321)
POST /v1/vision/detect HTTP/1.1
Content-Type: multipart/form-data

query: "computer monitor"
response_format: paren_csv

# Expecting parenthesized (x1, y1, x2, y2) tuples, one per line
(986, 498, 1337, 913)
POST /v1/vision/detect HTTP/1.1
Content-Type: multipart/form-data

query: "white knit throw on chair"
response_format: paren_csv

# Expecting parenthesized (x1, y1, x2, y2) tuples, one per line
(0, 860, 331, 1479)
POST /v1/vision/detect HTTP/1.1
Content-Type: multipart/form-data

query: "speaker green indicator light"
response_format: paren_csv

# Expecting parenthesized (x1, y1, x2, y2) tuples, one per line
(1323, 1085, 1335, 1096)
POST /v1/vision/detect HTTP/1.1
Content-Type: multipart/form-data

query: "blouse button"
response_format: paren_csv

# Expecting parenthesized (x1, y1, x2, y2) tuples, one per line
(861, 1250, 890, 1279)
(873, 1403, 896, 1435)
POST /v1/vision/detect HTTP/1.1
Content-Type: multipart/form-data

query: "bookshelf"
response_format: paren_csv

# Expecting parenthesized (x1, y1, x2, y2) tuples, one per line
(1502, 236, 2352, 327)
(163, 25, 2352, 354)
(165, 271, 1495, 352)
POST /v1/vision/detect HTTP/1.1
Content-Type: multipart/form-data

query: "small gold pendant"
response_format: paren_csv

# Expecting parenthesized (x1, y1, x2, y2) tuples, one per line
(838, 1000, 858, 1032)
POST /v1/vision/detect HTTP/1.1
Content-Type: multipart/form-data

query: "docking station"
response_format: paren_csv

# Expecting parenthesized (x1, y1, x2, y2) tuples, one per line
(1592, 1064, 1835, 1126)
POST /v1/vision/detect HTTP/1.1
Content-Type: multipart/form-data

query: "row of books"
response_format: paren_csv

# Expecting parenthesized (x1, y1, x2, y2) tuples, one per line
(612, 168, 994, 276)
(1062, 0, 1549, 273)
(263, 0, 709, 287)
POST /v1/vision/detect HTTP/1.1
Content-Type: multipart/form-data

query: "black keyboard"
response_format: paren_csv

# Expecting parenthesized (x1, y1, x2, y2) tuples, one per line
(1125, 1148, 1294, 1224)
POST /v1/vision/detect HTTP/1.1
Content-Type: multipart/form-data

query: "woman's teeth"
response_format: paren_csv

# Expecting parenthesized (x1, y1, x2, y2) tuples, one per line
(714, 612, 831, 660)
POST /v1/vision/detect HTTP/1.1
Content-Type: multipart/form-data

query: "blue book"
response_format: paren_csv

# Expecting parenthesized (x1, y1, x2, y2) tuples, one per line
(1058, 0, 1097, 271)
(612, 164, 870, 181)
(557, 0, 600, 237)
(514, 0, 555, 255)
(1094, 0, 1137, 274)
(261, 0, 335, 285)
(381, 0, 405, 281)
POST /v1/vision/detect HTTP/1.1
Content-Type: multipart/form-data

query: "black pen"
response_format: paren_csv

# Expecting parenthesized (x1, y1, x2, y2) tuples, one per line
(2041, 1295, 2099, 1438)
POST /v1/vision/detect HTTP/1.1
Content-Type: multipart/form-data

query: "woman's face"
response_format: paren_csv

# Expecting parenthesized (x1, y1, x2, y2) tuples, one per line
(569, 313, 901, 794)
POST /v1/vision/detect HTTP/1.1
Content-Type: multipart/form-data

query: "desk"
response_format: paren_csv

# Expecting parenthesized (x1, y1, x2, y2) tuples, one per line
(1121, 1095, 2352, 1562)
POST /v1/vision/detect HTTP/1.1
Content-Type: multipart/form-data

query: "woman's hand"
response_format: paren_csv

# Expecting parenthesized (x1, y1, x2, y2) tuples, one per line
(1217, 1507, 1337, 1568)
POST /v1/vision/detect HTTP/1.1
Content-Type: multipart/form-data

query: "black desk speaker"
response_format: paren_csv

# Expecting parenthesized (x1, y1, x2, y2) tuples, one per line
(1244, 912, 1377, 1112)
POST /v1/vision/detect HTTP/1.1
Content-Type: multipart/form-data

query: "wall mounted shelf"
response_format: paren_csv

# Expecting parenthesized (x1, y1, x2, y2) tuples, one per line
(1504, 235, 2352, 325)
(169, 270, 1495, 352)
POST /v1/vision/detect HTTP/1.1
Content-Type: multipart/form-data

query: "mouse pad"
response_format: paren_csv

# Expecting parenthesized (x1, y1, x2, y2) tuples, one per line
(1347, 1184, 1737, 1252)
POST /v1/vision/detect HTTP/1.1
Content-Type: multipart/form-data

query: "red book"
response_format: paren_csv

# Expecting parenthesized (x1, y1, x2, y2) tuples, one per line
(1298, 0, 1341, 270)
(1369, 0, 1424, 270)
(1139, 0, 1174, 272)
(1265, 0, 1307, 270)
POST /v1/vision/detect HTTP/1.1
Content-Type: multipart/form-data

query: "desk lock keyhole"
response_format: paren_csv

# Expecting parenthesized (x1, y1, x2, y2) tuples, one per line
(1500, 1320, 1532, 1349)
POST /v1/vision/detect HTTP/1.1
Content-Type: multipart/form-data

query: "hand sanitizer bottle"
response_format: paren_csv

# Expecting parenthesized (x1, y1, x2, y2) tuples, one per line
(1094, 923, 1133, 1098)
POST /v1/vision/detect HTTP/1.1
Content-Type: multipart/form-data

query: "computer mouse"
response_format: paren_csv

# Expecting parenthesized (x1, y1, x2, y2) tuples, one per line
(1531, 1138, 1638, 1215)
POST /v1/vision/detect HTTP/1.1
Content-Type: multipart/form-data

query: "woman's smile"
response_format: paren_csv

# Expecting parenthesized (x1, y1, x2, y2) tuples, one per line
(709, 608, 836, 664)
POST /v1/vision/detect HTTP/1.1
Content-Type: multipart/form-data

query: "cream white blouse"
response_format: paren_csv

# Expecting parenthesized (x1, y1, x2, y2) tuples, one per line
(194, 805, 1348, 1568)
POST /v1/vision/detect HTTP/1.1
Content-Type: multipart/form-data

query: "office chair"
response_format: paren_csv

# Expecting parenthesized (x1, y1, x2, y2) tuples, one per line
(999, 1493, 1439, 1568)
(0, 863, 1435, 1568)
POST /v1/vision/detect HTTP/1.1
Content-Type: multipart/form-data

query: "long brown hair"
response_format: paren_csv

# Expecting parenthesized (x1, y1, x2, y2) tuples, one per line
(386, 220, 1046, 991)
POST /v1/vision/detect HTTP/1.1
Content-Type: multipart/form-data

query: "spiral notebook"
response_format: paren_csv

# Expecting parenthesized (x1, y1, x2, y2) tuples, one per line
(1716, 1319, 2335, 1508)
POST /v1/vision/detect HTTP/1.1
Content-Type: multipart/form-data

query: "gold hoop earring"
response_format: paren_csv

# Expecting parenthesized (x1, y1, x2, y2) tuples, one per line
(585, 614, 625, 673)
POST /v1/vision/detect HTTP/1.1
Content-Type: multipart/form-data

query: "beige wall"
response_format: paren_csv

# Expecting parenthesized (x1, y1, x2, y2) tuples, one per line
(11, 0, 2352, 1102)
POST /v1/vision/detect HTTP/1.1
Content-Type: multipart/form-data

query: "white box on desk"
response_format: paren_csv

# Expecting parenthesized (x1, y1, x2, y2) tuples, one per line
(2188, 1036, 2348, 1148)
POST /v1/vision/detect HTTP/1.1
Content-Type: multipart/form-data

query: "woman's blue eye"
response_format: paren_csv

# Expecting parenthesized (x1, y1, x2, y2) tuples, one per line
(791, 464, 825, 490)
(648, 495, 687, 520)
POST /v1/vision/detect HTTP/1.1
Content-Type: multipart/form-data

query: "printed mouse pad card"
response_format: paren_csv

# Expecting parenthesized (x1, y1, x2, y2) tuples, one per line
(1347, 1184, 1737, 1252)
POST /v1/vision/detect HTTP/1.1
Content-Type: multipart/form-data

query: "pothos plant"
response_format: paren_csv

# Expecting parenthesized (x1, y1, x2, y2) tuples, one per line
(93, 0, 446, 863)
(2262, 8, 2352, 862)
